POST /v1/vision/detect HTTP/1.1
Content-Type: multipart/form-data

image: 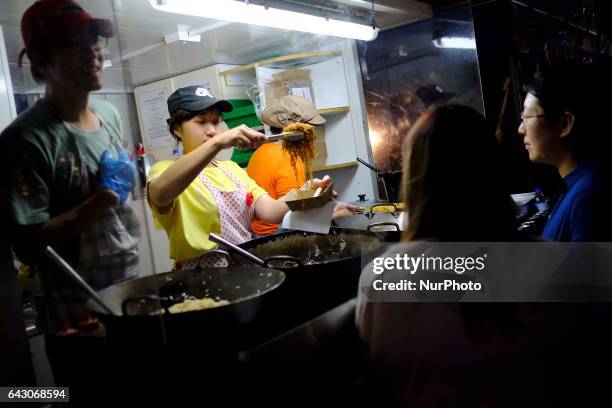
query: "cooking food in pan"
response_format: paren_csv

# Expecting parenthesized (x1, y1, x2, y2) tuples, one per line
(168, 296, 229, 314)
(281, 122, 316, 189)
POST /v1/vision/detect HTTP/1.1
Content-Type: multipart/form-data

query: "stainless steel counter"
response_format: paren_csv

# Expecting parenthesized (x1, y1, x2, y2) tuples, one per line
(334, 200, 407, 232)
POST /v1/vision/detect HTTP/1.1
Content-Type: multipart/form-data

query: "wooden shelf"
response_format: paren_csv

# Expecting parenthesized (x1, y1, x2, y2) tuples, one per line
(318, 106, 350, 115)
(218, 63, 256, 77)
(313, 161, 358, 172)
(219, 51, 342, 82)
(258, 51, 342, 69)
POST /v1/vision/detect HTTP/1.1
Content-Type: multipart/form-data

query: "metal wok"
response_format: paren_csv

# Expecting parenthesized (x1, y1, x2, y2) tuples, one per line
(234, 227, 383, 318)
(89, 263, 285, 344)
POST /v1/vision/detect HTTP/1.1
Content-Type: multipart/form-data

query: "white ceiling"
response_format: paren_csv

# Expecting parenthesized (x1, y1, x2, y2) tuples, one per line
(0, 0, 432, 92)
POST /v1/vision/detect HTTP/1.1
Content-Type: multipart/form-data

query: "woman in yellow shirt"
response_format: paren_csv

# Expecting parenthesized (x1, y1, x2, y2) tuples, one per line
(147, 86, 333, 269)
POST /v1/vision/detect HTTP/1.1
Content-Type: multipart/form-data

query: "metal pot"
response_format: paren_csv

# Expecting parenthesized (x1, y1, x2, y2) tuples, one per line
(89, 264, 285, 344)
(367, 222, 402, 242)
(334, 202, 406, 241)
(234, 227, 383, 318)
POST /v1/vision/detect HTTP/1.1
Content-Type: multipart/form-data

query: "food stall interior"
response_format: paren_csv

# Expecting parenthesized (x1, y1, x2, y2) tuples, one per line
(0, 0, 486, 401)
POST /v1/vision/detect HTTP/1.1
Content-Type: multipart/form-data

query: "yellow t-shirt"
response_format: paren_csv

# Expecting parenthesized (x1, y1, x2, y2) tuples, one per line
(147, 160, 266, 261)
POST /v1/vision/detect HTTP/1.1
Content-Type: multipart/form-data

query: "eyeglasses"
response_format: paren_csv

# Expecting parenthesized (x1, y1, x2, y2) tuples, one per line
(520, 113, 547, 122)
(61, 37, 109, 54)
(92, 37, 110, 53)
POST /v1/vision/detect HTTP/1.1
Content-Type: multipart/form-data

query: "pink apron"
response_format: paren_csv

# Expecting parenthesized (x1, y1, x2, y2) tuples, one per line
(175, 162, 255, 270)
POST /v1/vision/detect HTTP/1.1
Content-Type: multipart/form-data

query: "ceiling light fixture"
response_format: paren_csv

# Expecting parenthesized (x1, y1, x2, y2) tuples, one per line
(149, 0, 379, 41)
(432, 36, 477, 49)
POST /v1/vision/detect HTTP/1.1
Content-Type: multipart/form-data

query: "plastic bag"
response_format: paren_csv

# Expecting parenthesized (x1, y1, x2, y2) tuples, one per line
(244, 79, 265, 121)
(98, 149, 136, 205)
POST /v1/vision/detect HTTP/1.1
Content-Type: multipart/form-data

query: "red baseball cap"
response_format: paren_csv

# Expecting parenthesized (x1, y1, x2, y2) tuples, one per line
(18, 0, 114, 67)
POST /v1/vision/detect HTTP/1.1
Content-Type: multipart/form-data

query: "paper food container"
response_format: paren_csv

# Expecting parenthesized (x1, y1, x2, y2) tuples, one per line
(283, 183, 334, 211)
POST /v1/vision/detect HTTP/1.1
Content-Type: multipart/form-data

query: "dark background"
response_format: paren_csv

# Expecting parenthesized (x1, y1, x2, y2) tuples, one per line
(359, 0, 612, 195)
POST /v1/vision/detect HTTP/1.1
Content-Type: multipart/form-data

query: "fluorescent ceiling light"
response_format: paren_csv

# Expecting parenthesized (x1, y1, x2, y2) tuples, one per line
(149, 0, 379, 41)
(433, 36, 477, 49)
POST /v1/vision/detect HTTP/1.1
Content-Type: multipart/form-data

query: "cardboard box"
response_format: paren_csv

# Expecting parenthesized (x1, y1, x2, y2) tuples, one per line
(264, 79, 289, 107)
(265, 69, 315, 106)
(283, 182, 334, 211)
(312, 127, 327, 169)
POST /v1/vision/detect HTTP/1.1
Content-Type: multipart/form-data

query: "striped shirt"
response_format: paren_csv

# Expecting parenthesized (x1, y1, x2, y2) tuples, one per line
(0, 98, 139, 333)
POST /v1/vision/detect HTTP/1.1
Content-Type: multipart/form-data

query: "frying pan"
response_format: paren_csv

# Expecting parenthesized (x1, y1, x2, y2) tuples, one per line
(233, 228, 383, 319)
(46, 246, 286, 343)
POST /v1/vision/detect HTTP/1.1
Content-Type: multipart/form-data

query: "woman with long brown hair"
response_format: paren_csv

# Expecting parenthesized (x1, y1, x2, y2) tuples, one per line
(355, 104, 611, 407)
(400, 104, 517, 241)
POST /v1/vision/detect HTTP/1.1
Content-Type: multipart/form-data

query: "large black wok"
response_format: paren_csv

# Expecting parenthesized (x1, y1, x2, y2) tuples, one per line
(89, 265, 285, 344)
(234, 227, 383, 318)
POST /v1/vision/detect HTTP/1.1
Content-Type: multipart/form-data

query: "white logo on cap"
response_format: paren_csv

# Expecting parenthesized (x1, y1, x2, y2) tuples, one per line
(195, 87, 213, 98)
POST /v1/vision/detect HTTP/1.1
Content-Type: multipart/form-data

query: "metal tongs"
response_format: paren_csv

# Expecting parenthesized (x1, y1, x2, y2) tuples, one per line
(209, 234, 301, 269)
(266, 130, 306, 142)
(209, 233, 265, 266)
(356, 157, 390, 203)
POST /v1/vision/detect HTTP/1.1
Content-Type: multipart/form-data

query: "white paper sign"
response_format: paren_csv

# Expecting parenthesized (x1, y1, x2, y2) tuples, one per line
(290, 87, 312, 101)
(177, 81, 213, 94)
(138, 89, 173, 151)
(281, 201, 335, 234)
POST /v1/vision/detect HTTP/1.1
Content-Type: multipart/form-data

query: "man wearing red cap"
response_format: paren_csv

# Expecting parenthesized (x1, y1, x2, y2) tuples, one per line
(0, 0, 139, 389)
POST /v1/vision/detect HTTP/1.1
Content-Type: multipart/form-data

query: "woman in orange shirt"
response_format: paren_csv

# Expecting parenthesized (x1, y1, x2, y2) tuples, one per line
(247, 95, 355, 235)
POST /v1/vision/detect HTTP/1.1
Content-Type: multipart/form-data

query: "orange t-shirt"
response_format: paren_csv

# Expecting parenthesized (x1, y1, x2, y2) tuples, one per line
(247, 142, 306, 235)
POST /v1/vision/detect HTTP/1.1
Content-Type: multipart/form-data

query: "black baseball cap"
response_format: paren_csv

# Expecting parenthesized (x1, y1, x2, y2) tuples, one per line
(167, 86, 233, 116)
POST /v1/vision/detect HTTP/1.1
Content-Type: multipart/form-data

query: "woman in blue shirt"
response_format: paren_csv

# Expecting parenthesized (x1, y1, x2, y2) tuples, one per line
(518, 64, 611, 242)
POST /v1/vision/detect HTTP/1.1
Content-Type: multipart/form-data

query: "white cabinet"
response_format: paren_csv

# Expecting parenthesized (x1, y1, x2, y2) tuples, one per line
(218, 42, 377, 202)
(132, 198, 173, 275)
(133, 79, 175, 162)
(134, 64, 241, 163)
(173, 64, 247, 100)
(143, 200, 174, 274)
(131, 199, 155, 276)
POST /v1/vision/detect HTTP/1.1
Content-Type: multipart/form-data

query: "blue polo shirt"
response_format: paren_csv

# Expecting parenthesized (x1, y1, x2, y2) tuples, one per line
(541, 162, 607, 242)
